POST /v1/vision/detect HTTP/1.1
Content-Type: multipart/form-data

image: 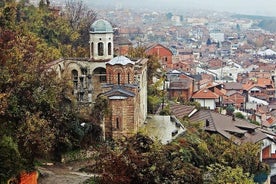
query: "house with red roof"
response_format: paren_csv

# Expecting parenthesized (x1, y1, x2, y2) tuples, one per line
(191, 88, 219, 110)
(223, 91, 245, 109)
(243, 78, 275, 102)
(166, 70, 195, 102)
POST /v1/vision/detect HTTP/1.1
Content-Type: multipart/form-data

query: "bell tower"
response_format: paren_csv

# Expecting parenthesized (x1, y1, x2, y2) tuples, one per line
(89, 19, 114, 61)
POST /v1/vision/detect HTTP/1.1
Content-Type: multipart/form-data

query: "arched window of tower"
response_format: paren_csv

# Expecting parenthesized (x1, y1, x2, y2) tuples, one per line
(98, 42, 104, 56)
(71, 70, 78, 90)
(108, 42, 112, 55)
(91, 42, 94, 56)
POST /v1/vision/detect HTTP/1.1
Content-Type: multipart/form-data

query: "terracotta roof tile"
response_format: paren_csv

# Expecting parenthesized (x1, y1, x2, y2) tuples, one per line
(243, 83, 256, 91)
(192, 88, 219, 99)
(257, 78, 273, 86)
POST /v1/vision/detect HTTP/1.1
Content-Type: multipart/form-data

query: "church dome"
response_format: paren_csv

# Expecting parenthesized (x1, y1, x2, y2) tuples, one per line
(107, 56, 135, 66)
(90, 19, 113, 33)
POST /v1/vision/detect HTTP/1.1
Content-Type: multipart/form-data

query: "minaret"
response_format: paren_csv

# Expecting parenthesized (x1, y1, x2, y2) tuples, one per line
(89, 19, 114, 61)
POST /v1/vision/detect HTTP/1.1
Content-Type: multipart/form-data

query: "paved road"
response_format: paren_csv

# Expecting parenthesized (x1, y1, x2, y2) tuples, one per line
(37, 162, 96, 184)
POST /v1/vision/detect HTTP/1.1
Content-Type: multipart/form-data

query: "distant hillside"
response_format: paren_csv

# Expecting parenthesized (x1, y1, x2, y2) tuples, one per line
(232, 14, 276, 20)
(258, 20, 276, 33)
(232, 14, 276, 33)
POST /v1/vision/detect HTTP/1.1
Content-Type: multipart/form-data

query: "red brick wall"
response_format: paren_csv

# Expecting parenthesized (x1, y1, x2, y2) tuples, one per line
(228, 93, 245, 108)
(106, 65, 134, 85)
(169, 85, 193, 101)
(104, 61, 140, 139)
(262, 146, 270, 159)
(105, 96, 137, 139)
(146, 45, 173, 68)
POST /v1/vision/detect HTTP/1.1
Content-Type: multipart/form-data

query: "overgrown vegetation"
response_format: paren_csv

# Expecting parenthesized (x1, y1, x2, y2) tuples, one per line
(0, 0, 99, 182)
(80, 123, 268, 184)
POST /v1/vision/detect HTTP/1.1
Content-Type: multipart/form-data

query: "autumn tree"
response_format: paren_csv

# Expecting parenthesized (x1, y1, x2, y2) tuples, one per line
(64, 0, 97, 53)
(0, 0, 99, 174)
(128, 46, 161, 84)
(85, 134, 202, 184)
(204, 163, 254, 184)
(0, 136, 23, 182)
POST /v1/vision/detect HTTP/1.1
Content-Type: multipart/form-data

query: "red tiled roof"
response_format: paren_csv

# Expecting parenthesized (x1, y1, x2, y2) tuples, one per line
(257, 78, 273, 86)
(243, 83, 256, 91)
(214, 87, 226, 96)
(192, 88, 219, 99)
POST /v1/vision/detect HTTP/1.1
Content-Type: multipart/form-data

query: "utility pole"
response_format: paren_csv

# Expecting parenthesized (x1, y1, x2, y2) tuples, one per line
(162, 74, 166, 110)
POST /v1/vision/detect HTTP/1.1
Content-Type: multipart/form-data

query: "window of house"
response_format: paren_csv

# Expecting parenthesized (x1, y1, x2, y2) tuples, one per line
(108, 42, 112, 55)
(128, 73, 130, 84)
(98, 42, 104, 56)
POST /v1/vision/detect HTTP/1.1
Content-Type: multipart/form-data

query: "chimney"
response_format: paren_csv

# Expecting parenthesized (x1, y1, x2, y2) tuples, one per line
(232, 114, 235, 121)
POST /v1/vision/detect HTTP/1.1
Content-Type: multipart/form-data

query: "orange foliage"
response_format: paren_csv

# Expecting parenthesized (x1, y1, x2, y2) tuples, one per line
(19, 171, 38, 184)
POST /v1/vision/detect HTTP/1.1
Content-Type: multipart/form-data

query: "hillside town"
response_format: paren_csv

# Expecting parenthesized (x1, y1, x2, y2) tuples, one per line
(95, 6, 276, 127)
(48, 5, 276, 183)
(2, 0, 276, 184)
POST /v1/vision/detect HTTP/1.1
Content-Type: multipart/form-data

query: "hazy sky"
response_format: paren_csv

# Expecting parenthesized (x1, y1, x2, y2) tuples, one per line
(87, 0, 276, 17)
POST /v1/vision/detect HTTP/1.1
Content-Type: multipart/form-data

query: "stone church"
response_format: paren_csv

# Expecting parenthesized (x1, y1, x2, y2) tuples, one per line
(48, 19, 148, 139)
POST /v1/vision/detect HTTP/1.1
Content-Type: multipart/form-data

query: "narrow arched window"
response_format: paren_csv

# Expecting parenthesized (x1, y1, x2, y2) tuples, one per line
(98, 42, 104, 56)
(109, 72, 112, 84)
(108, 42, 112, 55)
(117, 73, 121, 84)
(91, 42, 94, 56)
(71, 70, 78, 89)
(128, 73, 130, 84)
(116, 118, 120, 129)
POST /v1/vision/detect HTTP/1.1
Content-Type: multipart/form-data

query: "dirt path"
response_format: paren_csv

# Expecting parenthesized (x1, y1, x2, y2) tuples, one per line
(37, 161, 97, 184)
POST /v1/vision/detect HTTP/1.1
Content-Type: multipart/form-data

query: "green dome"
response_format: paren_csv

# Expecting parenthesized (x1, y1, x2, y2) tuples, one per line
(90, 19, 113, 33)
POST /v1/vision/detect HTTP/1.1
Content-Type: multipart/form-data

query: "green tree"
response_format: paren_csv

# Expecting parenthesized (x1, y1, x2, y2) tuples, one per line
(226, 105, 235, 116)
(128, 46, 161, 84)
(0, 1, 87, 165)
(236, 23, 241, 32)
(235, 112, 245, 119)
(204, 163, 254, 184)
(91, 134, 202, 184)
(64, 0, 97, 51)
(206, 38, 212, 46)
(0, 136, 23, 183)
(166, 12, 173, 20)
